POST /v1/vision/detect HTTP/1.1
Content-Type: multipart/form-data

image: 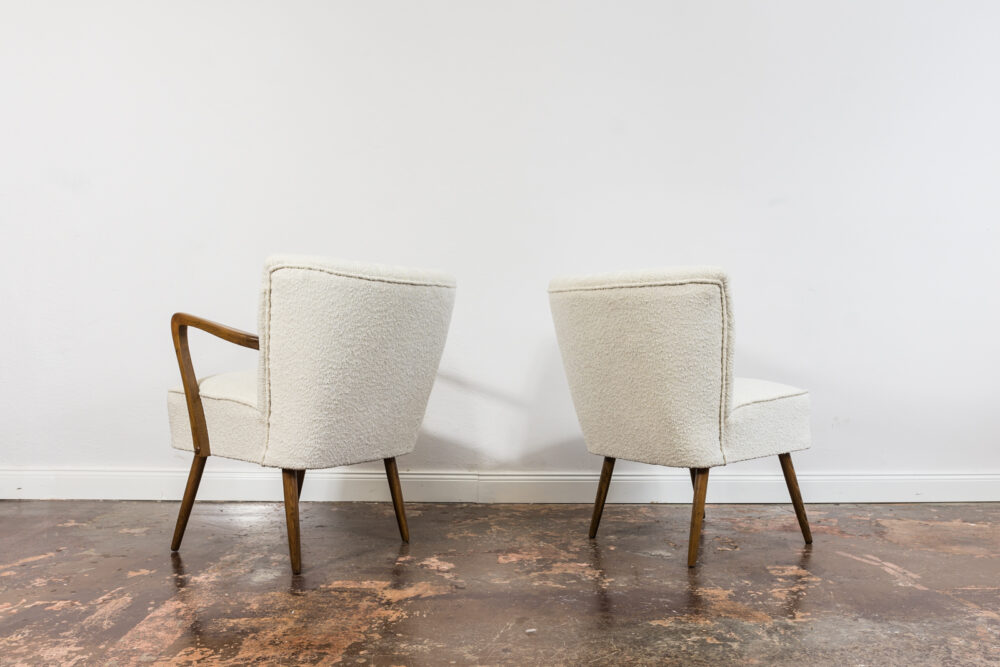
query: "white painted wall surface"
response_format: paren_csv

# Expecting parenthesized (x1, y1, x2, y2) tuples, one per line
(2, 1, 999, 501)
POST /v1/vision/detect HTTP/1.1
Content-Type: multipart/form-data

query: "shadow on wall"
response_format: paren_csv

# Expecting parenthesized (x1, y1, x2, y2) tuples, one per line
(398, 338, 832, 478)
(515, 339, 592, 471)
(434, 369, 531, 410)
(366, 336, 831, 478)
(372, 339, 594, 475)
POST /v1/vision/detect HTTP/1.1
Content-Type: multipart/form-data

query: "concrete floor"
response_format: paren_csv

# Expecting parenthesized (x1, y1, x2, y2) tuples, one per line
(0, 501, 998, 665)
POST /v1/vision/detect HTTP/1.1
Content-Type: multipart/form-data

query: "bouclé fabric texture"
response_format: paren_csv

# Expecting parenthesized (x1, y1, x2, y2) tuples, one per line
(168, 256, 456, 470)
(549, 267, 809, 469)
(168, 370, 264, 465)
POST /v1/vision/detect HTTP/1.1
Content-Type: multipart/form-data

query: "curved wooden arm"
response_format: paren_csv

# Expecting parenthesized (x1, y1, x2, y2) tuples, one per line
(171, 312, 260, 350)
(171, 312, 259, 456)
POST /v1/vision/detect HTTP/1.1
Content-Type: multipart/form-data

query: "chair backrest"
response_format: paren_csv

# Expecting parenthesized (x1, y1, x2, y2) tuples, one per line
(549, 267, 734, 468)
(257, 255, 456, 469)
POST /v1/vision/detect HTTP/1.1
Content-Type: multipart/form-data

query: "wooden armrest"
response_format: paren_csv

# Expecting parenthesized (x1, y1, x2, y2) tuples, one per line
(170, 312, 259, 456)
(171, 312, 259, 350)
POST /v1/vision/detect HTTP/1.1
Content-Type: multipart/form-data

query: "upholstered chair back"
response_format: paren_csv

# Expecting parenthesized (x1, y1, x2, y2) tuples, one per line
(549, 268, 734, 469)
(257, 256, 456, 470)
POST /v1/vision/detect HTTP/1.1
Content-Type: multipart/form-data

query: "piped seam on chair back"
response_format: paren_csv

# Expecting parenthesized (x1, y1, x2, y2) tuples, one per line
(264, 263, 455, 289)
(715, 280, 731, 464)
(259, 265, 278, 465)
(550, 277, 731, 465)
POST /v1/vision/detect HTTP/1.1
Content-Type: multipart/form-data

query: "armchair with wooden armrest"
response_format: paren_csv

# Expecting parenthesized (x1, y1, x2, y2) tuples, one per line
(166, 256, 456, 574)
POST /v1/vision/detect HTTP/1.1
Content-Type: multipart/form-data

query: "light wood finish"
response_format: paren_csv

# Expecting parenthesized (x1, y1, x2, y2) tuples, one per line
(778, 453, 813, 544)
(687, 468, 709, 567)
(384, 458, 409, 543)
(282, 469, 302, 574)
(170, 454, 207, 551)
(589, 457, 616, 539)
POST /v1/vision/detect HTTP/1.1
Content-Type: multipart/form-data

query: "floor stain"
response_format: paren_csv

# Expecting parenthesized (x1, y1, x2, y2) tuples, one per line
(1, 501, 998, 665)
(878, 517, 1000, 557)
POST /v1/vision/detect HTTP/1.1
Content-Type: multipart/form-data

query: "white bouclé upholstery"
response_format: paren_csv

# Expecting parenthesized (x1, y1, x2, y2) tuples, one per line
(726, 378, 809, 464)
(168, 256, 456, 470)
(549, 268, 809, 469)
(168, 371, 263, 464)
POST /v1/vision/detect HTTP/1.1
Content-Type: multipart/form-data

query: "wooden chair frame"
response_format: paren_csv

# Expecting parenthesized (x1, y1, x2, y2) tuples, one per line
(588, 453, 812, 567)
(169, 312, 409, 574)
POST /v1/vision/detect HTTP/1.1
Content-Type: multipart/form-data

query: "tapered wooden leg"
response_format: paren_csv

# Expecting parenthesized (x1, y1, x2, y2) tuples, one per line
(281, 469, 302, 574)
(687, 468, 710, 567)
(689, 468, 705, 519)
(778, 453, 813, 544)
(295, 469, 305, 500)
(589, 457, 616, 539)
(384, 458, 409, 543)
(171, 454, 207, 551)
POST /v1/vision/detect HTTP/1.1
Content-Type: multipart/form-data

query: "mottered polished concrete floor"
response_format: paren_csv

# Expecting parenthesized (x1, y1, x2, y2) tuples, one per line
(1, 500, 998, 665)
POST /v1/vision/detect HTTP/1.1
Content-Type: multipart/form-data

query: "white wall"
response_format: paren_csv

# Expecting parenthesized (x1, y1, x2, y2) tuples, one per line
(3, 1, 999, 501)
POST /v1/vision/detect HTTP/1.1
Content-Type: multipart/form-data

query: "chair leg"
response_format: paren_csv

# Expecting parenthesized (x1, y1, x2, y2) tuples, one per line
(171, 454, 207, 551)
(687, 468, 710, 567)
(295, 469, 306, 500)
(589, 457, 616, 539)
(689, 468, 705, 519)
(383, 458, 409, 543)
(778, 453, 813, 544)
(281, 469, 302, 574)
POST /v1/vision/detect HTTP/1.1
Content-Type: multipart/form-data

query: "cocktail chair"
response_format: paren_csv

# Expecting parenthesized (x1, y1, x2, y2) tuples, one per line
(548, 267, 812, 567)
(167, 255, 456, 573)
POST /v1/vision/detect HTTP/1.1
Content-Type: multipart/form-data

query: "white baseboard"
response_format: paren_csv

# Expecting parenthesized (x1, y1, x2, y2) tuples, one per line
(1, 467, 997, 502)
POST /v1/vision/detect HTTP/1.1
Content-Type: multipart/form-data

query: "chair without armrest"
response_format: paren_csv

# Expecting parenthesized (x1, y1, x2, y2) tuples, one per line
(549, 267, 811, 567)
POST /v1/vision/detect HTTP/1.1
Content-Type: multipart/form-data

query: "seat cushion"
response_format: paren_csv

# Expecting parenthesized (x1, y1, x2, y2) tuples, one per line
(724, 378, 810, 464)
(167, 370, 265, 465)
